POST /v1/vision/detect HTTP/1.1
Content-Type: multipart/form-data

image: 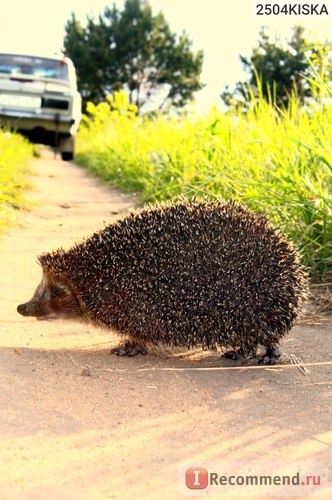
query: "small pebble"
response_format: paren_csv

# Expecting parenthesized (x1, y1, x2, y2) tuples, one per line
(81, 367, 92, 377)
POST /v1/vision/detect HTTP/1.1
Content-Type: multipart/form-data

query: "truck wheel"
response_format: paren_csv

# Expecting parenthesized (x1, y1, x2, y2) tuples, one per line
(59, 135, 75, 161)
(61, 151, 74, 161)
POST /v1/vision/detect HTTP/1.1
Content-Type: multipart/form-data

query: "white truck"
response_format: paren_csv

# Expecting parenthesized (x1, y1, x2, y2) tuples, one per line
(0, 52, 82, 161)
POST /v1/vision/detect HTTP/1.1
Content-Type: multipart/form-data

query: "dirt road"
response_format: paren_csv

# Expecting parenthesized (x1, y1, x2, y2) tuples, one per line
(0, 151, 331, 499)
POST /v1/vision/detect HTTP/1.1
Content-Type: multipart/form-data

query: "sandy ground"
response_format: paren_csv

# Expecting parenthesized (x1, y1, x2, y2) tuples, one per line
(0, 150, 331, 499)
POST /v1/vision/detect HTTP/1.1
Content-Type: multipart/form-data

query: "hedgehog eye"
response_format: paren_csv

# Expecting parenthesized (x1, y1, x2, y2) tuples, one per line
(50, 286, 66, 298)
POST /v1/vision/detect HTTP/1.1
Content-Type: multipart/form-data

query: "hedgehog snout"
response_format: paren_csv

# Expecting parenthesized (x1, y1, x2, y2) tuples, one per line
(17, 303, 29, 316)
(17, 299, 49, 318)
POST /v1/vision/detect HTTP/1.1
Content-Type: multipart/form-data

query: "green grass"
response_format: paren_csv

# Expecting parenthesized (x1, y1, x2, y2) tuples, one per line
(0, 130, 33, 231)
(76, 90, 332, 282)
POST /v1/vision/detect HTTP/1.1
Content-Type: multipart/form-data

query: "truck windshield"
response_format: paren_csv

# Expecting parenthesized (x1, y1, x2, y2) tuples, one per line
(0, 54, 69, 81)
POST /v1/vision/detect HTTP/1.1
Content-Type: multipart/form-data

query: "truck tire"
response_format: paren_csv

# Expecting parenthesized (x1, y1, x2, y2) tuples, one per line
(61, 151, 74, 161)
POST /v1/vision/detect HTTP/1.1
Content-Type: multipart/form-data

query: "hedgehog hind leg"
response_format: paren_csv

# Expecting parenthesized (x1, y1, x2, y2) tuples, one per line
(258, 348, 281, 365)
(111, 340, 147, 357)
(223, 346, 281, 365)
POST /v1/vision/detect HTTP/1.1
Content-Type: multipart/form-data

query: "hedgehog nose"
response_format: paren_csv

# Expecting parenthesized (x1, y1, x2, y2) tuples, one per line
(17, 303, 28, 316)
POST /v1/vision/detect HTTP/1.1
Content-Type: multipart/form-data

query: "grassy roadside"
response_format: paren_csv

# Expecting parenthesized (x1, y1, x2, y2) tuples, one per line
(75, 91, 331, 282)
(0, 131, 33, 232)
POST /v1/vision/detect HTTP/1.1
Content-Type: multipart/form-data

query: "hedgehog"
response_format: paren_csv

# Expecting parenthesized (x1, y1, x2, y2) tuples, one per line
(17, 199, 307, 364)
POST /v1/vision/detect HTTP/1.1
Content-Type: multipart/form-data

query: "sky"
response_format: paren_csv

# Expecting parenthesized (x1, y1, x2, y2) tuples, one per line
(1, 0, 331, 111)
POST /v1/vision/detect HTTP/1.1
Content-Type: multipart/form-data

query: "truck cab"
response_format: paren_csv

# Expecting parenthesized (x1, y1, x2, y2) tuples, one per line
(0, 52, 82, 160)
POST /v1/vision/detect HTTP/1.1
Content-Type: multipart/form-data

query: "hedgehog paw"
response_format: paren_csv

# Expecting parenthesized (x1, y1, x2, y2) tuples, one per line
(223, 350, 242, 361)
(223, 348, 256, 361)
(111, 341, 147, 357)
(258, 348, 281, 365)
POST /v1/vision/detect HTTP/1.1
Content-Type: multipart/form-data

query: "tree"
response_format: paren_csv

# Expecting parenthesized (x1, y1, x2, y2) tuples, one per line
(64, 0, 204, 113)
(221, 26, 332, 109)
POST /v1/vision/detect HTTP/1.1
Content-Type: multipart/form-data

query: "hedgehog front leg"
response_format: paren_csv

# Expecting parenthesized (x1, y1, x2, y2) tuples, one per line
(111, 340, 147, 357)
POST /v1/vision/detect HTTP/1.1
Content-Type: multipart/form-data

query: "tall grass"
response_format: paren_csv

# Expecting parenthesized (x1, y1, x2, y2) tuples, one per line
(0, 131, 33, 231)
(76, 91, 332, 282)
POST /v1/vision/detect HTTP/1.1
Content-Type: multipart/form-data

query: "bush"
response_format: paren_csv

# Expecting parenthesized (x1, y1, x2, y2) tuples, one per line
(0, 131, 33, 230)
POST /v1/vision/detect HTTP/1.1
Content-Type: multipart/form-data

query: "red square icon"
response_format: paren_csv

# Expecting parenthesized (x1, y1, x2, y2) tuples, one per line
(186, 467, 208, 489)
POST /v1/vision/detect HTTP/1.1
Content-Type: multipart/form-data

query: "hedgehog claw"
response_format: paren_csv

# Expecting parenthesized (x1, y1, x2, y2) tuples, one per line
(111, 341, 147, 357)
(258, 348, 281, 365)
